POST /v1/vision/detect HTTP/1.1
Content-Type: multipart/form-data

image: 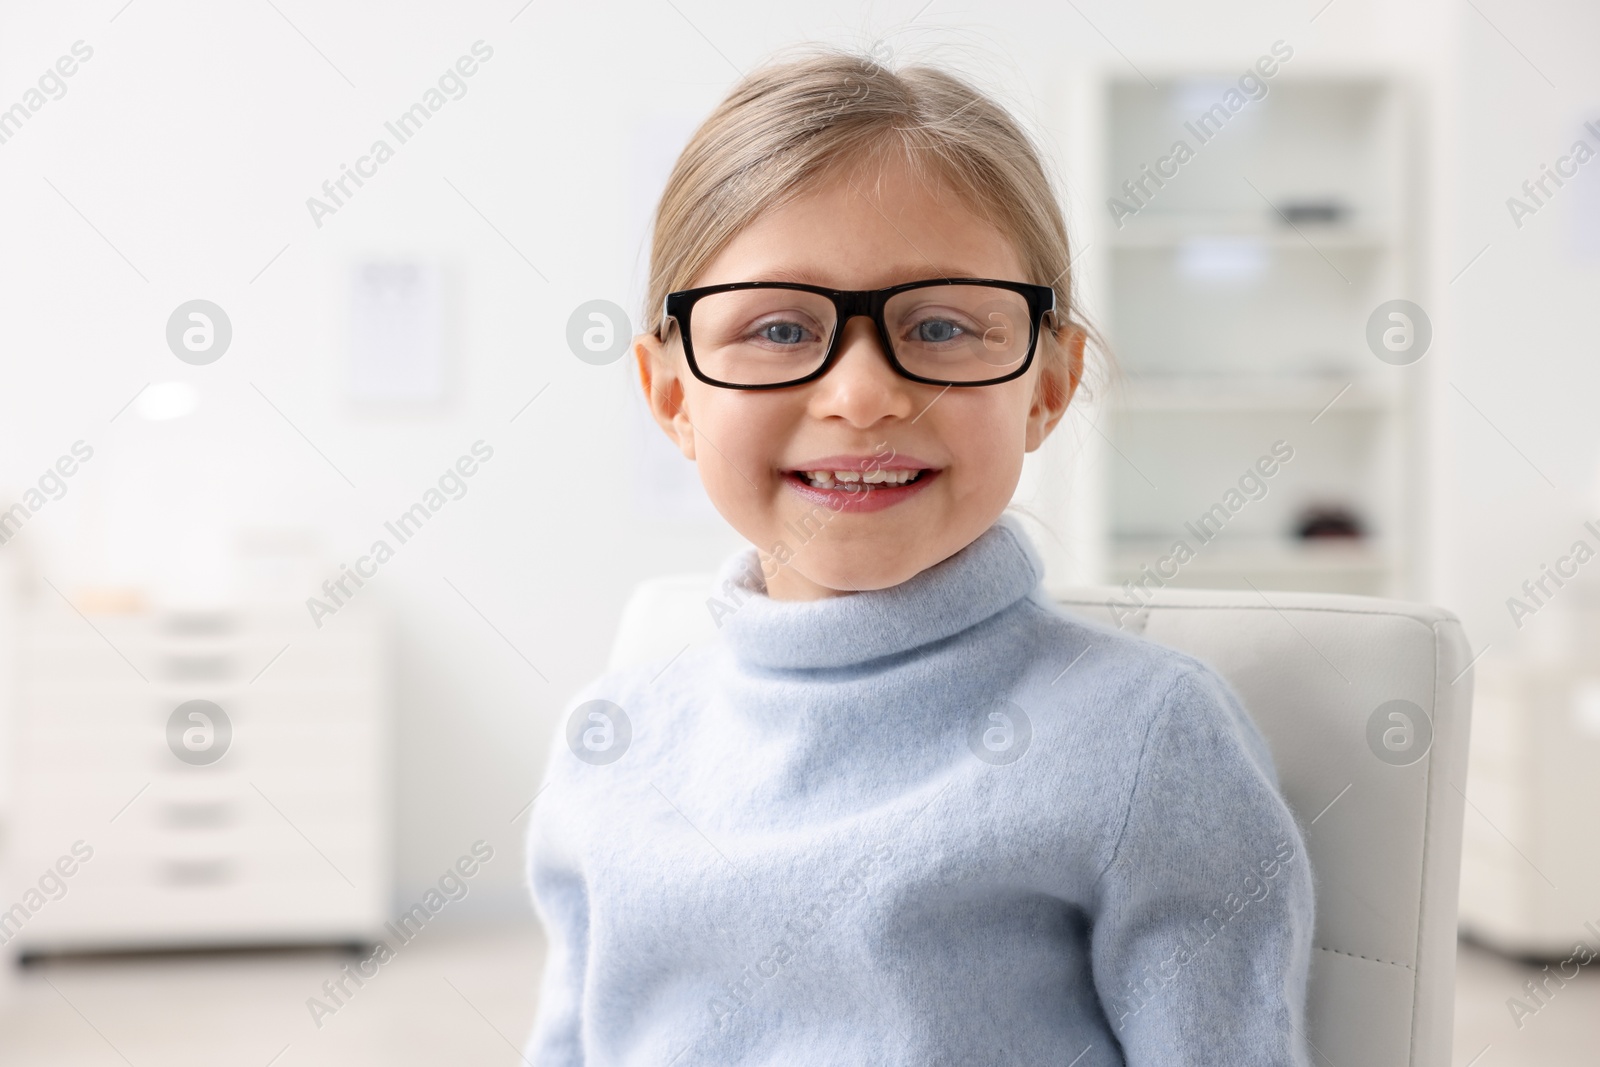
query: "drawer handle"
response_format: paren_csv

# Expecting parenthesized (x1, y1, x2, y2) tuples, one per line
(162, 612, 237, 636)
(163, 654, 236, 681)
(162, 802, 235, 829)
(159, 859, 234, 886)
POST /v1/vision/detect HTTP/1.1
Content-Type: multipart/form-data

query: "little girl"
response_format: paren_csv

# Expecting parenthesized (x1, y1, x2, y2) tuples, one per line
(526, 46, 1313, 1065)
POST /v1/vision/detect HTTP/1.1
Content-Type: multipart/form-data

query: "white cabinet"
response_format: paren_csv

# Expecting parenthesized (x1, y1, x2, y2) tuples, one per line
(5, 603, 391, 955)
(1458, 652, 1600, 957)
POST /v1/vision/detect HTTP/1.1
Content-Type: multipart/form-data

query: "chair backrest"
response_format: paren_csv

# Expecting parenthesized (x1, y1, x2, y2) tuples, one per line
(606, 576, 1475, 1067)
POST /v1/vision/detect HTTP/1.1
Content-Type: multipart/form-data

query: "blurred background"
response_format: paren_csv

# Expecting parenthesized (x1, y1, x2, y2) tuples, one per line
(1, 0, 1597, 1062)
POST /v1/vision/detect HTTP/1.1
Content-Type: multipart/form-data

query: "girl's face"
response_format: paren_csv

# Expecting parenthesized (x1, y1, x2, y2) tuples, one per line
(635, 153, 1079, 600)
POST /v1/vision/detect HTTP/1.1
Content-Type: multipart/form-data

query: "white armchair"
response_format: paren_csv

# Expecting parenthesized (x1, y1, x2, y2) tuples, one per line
(606, 575, 1476, 1067)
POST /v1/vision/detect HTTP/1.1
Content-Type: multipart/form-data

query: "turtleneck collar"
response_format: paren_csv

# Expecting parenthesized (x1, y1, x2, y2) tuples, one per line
(712, 511, 1046, 671)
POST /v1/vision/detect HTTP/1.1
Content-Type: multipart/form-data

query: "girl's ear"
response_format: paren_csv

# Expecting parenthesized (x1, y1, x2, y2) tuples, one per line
(1060, 320, 1085, 395)
(635, 330, 698, 461)
(1025, 322, 1082, 452)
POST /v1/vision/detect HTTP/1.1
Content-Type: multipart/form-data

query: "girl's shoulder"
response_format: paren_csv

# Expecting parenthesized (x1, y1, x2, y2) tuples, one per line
(1017, 590, 1220, 699)
(545, 639, 722, 739)
(1016, 592, 1277, 786)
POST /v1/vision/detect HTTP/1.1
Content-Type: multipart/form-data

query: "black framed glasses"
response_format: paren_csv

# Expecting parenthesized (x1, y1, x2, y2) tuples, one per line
(659, 277, 1056, 389)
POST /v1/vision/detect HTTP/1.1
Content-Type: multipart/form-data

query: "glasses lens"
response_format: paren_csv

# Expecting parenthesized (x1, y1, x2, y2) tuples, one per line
(689, 288, 837, 386)
(883, 284, 1033, 381)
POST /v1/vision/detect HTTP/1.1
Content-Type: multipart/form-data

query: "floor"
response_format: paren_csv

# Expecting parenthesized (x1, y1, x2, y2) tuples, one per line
(1451, 935, 1600, 1067)
(0, 927, 1593, 1065)
(0, 924, 547, 1066)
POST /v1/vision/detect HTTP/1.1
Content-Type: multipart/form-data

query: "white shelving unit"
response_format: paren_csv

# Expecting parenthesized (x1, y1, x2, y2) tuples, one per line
(1060, 70, 1424, 598)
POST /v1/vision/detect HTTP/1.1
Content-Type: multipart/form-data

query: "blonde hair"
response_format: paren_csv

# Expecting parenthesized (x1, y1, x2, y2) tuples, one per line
(642, 44, 1107, 410)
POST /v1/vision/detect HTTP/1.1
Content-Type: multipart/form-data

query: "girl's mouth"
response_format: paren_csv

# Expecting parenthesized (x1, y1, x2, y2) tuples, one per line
(791, 468, 929, 490)
(780, 466, 941, 512)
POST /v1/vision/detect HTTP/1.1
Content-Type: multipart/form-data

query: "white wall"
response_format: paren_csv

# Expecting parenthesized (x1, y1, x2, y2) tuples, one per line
(1441, 2, 1600, 655)
(1, 0, 1579, 916)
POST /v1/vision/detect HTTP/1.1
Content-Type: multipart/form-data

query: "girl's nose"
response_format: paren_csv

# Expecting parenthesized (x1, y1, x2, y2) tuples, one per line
(805, 317, 917, 422)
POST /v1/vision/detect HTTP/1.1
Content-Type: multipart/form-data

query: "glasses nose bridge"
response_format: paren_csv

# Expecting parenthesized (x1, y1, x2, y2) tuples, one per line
(828, 288, 890, 353)
(831, 288, 880, 330)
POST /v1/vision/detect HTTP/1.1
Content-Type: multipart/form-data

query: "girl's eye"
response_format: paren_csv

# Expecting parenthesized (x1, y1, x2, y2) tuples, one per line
(756, 320, 811, 345)
(910, 316, 967, 345)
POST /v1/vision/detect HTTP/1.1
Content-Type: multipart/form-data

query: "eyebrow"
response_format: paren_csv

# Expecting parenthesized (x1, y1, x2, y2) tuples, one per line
(755, 265, 987, 287)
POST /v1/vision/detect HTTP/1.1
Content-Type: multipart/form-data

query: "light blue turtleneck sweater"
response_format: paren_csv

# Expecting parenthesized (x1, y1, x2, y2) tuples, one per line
(524, 512, 1314, 1065)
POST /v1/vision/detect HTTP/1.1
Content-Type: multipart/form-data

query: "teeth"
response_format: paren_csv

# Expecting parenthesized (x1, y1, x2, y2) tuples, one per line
(796, 469, 925, 488)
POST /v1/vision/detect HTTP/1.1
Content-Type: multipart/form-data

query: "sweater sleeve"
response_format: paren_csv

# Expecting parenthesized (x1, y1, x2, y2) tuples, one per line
(1089, 666, 1315, 1065)
(523, 687, 597, 1066)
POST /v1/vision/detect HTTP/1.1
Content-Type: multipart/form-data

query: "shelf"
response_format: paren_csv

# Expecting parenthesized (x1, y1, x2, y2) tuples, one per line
(1108, 220, 1396, 250)
(1111, 537, 1391, 575)
(1109, 376, 1397, 414)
